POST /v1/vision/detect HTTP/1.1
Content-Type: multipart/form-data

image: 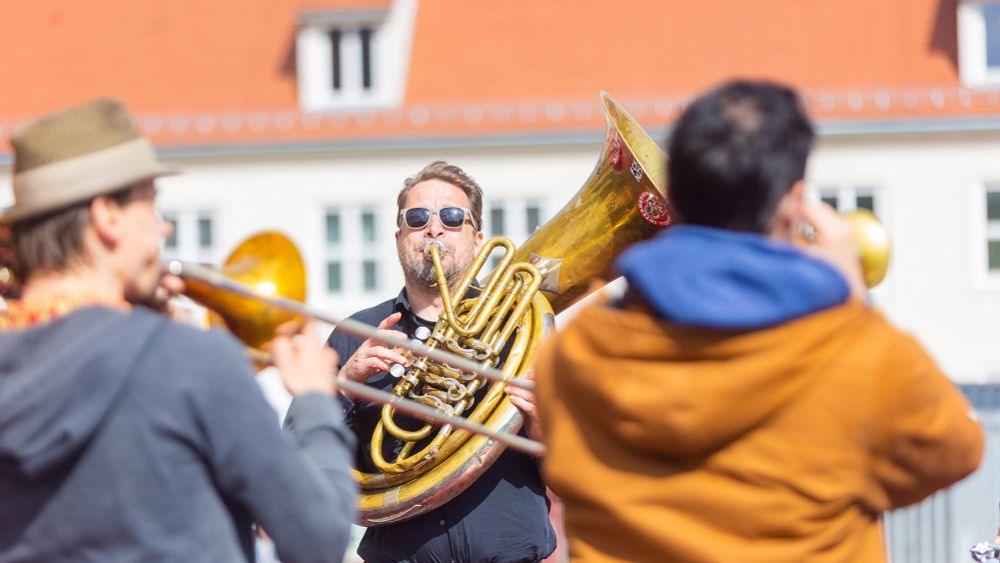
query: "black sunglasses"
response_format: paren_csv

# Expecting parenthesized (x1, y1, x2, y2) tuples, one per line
(399, 207, 477, 230)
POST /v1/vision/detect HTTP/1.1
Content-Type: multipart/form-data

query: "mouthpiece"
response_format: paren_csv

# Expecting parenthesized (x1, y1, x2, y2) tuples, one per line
(422, 240, 447, 255)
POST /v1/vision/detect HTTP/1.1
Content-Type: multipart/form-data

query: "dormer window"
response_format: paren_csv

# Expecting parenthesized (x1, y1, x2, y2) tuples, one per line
(296, 1, 416, 112)
(958, 0, 1000, 87)
(328, 26, 375, 99)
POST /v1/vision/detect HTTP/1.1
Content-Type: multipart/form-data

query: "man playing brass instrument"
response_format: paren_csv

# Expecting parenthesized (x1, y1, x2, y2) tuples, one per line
(327, 160, 557, 562)
(534, 80, 984, 562)
(0, 99, 356, 563)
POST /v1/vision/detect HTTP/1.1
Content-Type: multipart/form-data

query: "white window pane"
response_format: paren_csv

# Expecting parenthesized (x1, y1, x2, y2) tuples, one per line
(988, 191, 1000, 221)
(856, 195, 875, 212)
(327, 261, 342, 292)
(986, 4, 1000, 68)
(526, 204, 541, 234)
(361, 211, 377, 244)
(197, 216, 213, 249)
(362, 260, 377, 291)
(360, 27, 374, 90)
(326, 212, 341, 244)
(490, 207, 505, 237)
(990, 240, 1000, 271)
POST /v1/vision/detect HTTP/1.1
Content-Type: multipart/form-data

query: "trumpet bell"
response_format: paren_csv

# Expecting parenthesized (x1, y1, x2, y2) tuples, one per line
(183, 231, 306, 350)
(842, 209, 891, 288)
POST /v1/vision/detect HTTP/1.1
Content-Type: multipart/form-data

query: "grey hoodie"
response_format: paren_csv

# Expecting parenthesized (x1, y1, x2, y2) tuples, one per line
(0, 306, 356, 563)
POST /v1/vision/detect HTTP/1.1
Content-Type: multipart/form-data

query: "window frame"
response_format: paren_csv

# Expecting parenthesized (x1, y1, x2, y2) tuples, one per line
(321, 205, 383, 296)
(958, 0, 1000, 88)
(976, 182, 1000, 288)
(813, 185, 882, 216)
(485, 199, 549, 271)
(296, 2, 417, 112)
(160, 208, 219, 264)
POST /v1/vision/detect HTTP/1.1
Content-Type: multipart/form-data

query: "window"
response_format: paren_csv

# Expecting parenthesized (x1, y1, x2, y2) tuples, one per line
(296, 2, 418, 111)
(813, 185, 881, 215)
(322, 206, 384, 296)
(163, 213, 178, 250)
(958, 0, 1000, 87)
(525, 203, 542, 234)
(361, 209, 377, 244)
(327, 27, 375, 96)
(197, 214, 213, 249)
(856, 194, 875, 213)
(988, 4, 1000, 67)
(985, 186, 1000, 272)
(486, 200, 550, 270)
(160, 209, 218, 263)
(325, 211, 341, 244)
(490, 207, 506, 237)
(363, 260, 378, 291)
(326, 261, 343, 292)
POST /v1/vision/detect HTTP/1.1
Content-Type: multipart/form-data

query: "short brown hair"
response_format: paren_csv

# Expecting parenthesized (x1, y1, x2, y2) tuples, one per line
(11, 185, 138, 281)
(396, 160, 483, 231)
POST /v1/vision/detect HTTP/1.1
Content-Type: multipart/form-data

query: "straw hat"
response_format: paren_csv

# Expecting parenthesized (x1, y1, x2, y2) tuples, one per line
(1, 98, 178, 223)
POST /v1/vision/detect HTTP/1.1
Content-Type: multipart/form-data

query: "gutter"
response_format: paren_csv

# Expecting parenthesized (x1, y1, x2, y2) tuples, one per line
(3, 116, 1000, 165)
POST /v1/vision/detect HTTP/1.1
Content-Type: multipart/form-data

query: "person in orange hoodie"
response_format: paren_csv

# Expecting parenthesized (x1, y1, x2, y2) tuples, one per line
(534, 80, 985, 563)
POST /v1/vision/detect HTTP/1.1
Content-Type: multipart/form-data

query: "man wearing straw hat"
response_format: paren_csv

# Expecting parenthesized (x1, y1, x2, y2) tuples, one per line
(0, 99, 356, 562)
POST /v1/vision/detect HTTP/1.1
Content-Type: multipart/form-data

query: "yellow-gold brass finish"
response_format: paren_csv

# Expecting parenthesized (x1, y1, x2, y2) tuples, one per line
(182, 231, 306, 351)
(842, 209, 891, 288)
(355, 92, 672, 526)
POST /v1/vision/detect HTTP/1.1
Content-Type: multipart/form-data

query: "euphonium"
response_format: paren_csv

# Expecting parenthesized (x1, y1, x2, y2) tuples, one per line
(356, 92, 673, 525)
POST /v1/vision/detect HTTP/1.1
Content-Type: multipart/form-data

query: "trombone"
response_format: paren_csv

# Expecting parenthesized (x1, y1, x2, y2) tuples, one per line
(165, 234, 544, 457)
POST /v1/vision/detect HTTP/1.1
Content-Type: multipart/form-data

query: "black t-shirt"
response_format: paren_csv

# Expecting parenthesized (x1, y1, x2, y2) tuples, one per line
(327, 290, 556, 563)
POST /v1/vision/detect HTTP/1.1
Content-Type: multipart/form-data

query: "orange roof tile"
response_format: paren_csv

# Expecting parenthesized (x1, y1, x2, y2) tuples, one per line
(0, 0, 995, 152)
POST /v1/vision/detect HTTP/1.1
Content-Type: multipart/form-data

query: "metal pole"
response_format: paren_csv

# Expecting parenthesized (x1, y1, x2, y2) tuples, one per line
(167, 259, 535, 392)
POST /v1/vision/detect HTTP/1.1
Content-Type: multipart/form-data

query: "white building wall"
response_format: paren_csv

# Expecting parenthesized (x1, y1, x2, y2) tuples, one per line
(810, 132, 1000, 383)
(5, 130, 1000, 383)
(154, 144, 598, 320)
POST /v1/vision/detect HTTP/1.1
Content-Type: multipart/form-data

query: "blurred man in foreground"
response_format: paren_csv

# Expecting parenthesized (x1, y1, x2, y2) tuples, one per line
(535, 80, 984, 562)
(0, 99, 356, 563)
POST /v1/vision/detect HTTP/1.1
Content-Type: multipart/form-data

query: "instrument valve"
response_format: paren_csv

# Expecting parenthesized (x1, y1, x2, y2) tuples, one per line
(389, 364, 406, 378)
(414, 326, 431, 341)
(402, 373, 421, 388)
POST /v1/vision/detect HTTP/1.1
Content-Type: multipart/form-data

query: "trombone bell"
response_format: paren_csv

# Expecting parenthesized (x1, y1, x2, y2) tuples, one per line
(181, 231, 306, 351)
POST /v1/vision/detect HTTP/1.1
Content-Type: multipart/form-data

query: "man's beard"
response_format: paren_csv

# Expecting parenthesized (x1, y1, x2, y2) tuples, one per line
(400, 241, 469, 290)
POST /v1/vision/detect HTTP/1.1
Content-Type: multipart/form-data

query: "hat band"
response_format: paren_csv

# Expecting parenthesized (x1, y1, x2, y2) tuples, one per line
(12, 138, 165, 211)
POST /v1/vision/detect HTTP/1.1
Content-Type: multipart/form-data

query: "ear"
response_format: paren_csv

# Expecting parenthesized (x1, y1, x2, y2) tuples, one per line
(89, 195, 124, 247)
(769, 181, 806, 241)
(474, 229, 485, 253)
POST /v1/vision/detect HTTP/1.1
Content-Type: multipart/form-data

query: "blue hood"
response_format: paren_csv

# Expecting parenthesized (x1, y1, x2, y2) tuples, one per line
(615, 225, 849, 330)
